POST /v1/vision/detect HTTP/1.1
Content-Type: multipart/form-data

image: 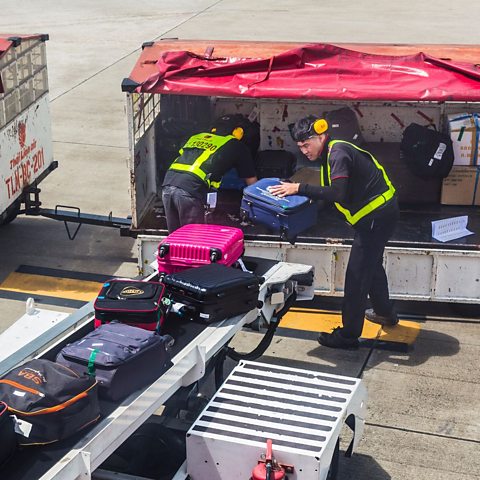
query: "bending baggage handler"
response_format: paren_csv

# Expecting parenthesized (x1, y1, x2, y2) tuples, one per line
(162, 115, 258, 233)
(269, 115, 400, 349)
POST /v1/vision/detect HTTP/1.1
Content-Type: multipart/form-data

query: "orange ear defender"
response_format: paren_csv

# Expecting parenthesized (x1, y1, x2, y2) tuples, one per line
(232, 127, 244, 140)
(313, 118, 328, 135)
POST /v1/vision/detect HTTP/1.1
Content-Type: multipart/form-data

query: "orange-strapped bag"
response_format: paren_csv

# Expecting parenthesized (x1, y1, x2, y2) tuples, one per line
(0, 359, 100, 445)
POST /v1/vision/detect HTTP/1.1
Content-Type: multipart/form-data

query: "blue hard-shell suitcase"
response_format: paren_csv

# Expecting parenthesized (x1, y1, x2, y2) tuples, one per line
(240, 178, 317, 242)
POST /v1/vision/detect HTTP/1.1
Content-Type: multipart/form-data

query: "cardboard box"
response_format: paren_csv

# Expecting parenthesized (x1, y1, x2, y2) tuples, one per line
(441, 166, 480, 206)
(448, 113, 479, 166)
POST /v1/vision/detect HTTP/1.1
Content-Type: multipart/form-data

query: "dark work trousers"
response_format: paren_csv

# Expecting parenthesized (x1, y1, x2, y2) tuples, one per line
(341, 201, 399, 339)
(162, 185, 205, 233)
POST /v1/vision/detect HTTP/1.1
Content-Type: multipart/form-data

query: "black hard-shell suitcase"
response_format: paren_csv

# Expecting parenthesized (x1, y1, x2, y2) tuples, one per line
(256, 150, 297, 179)
(163, 263, 261, 323)
(56, 323, 173, 401)
(325, 107, 365, 145)
(0, 359, 100, 445)
(0, 401, 16, 466)
(94, 279, 165, 331)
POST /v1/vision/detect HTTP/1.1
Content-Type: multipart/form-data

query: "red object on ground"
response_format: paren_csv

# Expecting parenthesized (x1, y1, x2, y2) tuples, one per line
(251, 439, 286, 480)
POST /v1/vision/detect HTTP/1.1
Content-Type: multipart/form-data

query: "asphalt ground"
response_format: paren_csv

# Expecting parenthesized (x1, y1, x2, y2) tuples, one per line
(1, 2, 479, 479)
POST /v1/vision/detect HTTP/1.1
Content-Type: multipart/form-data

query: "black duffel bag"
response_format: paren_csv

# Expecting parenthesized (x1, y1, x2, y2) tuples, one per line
(0, 359, 100, 445)
(0, 401, 16, 466)
(400, 123, 454, 178)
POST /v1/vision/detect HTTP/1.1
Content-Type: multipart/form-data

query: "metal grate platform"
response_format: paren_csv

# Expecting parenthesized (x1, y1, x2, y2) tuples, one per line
(186, 360, 367, 480)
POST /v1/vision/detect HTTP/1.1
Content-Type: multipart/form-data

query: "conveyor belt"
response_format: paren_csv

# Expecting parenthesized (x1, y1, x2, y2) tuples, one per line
(0, 260, 313, 480)
(0, 316, 208, 480)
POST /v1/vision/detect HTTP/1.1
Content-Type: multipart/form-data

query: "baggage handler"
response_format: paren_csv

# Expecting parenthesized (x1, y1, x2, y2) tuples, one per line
(269, 115, 400, 349)
(162, 115, 258, 233)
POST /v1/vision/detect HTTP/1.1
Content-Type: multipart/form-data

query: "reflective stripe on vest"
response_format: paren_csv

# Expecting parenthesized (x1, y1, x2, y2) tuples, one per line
(168, 133, 235, 189)
(321, 140, 396, 225)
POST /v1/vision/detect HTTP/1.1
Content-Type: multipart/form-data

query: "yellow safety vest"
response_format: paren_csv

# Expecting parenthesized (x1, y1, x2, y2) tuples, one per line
(321, 140, 396, 225)
(168, 133, 235, 189)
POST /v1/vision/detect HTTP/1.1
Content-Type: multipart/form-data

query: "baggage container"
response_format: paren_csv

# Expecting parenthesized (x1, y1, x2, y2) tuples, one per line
(56, 323, 172, 401)
(163, 263, 260, 323)
(157, 223, 244, 275)
(241, 178, 318, 242)
(94, 279, 165, 331)
(0, 34, 56, 225)
(123, 40, 480, 307)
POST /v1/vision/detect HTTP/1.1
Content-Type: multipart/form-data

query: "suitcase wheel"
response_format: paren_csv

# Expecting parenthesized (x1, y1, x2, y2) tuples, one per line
(210, 248, 222, 263)
(240, 209, 248, 222)
(158, 244, 170, 258)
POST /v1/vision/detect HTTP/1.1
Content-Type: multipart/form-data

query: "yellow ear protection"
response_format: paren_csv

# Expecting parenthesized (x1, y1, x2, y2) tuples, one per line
(312, 118, 328, 135)
(211, 127, 217, 133)
(232, 127, 244, 141)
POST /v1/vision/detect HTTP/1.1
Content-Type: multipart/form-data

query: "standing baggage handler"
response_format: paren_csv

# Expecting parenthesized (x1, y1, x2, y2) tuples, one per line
(162, 115, 258, 233)
(269, 115, 400, 349)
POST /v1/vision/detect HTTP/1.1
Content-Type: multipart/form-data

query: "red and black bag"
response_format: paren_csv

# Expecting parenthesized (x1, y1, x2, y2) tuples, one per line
(0, 359, 100, 445)
(94, 279, 166, 331)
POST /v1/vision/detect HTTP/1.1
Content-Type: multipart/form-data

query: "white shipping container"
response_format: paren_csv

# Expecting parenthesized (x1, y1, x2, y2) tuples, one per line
(0, 34, 55, 224)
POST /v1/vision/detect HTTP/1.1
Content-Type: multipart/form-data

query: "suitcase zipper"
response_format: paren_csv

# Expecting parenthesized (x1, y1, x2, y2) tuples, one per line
(0, 379, 45, 398)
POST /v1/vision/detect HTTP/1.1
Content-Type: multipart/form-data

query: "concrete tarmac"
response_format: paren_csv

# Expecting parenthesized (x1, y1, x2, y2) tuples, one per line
(1, 2, 479, 479)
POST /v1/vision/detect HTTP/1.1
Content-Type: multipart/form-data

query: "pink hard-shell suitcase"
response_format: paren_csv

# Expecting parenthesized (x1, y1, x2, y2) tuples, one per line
(157, 224, 244, 275)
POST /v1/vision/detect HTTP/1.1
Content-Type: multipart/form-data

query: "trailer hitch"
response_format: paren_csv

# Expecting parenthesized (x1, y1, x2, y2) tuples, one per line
(23, 187, 131, 240)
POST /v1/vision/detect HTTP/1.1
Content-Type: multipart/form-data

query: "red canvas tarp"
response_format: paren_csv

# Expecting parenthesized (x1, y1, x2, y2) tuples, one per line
(127, 43, 480, 102)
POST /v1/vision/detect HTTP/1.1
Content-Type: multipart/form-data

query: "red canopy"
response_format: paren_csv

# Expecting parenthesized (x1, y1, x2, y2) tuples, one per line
(126, 43, 480, 102)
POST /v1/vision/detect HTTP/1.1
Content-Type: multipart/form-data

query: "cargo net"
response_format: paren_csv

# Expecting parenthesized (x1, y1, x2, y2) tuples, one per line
(0, 39, 48, 129)
(131, 92, 161, 143)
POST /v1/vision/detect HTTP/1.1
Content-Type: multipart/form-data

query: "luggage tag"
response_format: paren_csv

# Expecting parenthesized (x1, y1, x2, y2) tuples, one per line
(12, 415, 32, 438)
(206, 192, 217, 210)
(248, 106, 259, 123)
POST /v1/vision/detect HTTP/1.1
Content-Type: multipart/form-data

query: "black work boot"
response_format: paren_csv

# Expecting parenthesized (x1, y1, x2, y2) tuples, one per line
(365, 308, 399, 326)
(318, 327, 359, 349)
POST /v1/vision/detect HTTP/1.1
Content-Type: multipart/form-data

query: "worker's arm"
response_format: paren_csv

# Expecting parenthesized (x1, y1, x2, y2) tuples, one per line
(298, 178, 348, 202)
(244, 176, 258, 186)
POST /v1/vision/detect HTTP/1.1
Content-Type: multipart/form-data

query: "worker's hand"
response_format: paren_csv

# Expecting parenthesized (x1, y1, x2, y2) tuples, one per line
(268, 182, 300, 198)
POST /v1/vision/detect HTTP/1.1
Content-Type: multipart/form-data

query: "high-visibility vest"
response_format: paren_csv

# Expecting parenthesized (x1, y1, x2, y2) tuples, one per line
(168, 133, 235, 189)
(321, 140, 396, 225)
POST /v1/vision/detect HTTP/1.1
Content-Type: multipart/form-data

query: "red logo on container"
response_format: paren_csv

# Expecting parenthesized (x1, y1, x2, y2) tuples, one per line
(18, 122, 26, 149)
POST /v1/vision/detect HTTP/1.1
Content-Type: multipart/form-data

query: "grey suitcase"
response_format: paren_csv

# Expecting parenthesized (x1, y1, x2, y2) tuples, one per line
(56, 323, 172, 401)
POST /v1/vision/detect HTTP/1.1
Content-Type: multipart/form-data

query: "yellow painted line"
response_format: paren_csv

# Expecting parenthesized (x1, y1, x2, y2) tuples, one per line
(0, 272, 102, 302)
(281, 309, 421, 345)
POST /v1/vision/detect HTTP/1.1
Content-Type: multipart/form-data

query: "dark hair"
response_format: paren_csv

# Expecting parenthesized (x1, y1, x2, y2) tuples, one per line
(289, 115, 322, 142)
